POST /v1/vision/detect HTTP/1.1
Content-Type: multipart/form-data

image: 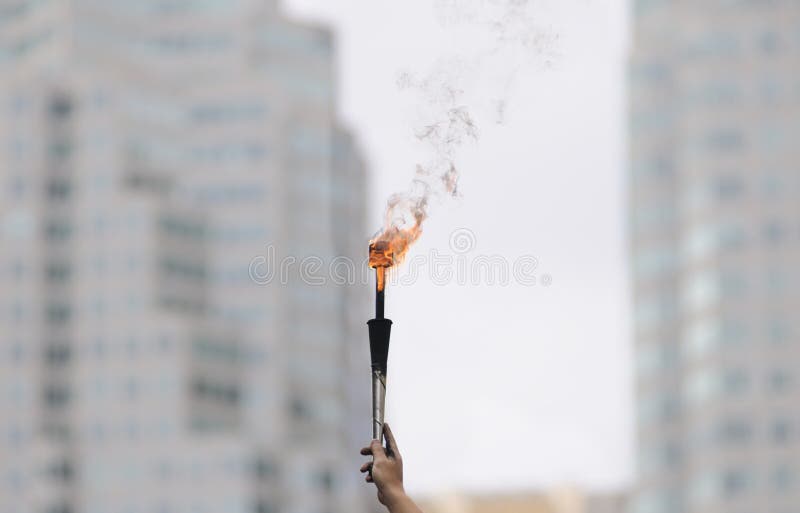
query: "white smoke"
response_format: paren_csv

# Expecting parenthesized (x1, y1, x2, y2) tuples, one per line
(375, 0, 559, 243)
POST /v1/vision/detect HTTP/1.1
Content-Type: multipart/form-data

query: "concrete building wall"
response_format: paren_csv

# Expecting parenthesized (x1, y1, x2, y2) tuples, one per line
(630, 2, 800, 513)
(0, 1, 370, 512)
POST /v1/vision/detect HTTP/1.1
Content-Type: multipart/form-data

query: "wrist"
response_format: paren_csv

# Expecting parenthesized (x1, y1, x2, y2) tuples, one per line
(382, 485, 408, 510)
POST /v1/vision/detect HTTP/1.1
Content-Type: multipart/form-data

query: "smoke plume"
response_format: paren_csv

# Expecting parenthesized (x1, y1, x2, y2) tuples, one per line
(372, 0, 559, 261)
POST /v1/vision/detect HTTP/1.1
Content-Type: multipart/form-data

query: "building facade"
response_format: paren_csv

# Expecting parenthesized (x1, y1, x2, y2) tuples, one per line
(0, 1, 370, 512)
(630, 1, 800, 513)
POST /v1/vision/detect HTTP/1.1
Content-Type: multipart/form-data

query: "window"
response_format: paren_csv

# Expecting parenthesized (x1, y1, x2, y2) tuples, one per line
(686, 369, 720, 406)
(149, 33, 232, 54)
(765, 268, 789, 294)
(9, 94, 29, 115)
(633, 488, 681, 513)
(126, 421, 139, 441)
(706, 129, 744, 152)
(683, 221, 745, 257)
(632, 155, 673, 179)
(254, 458, 278, 479)
(771, 419, 794, 445)
(316, 469, 334, 492)
(759, 78, 783, 105)
(11, 301, 25, 323)
(763, 220, 787, 244)
(634, 246, 676, 278)
(721, 318, 748, 347)
(7, 424, 25, 448)
(44, 384, 69, 408)
(9, 341, 25, 363)
(632, 202, 676, 234)
(190, 101, 267, 123)
(159, 216, 205, 240)
(192, 378, 239, 404)
(124, 378, 138, 402)
(151, 0, 246, 14)
(758, 30, 782, 54)
(9, 174, 25, 196)
(682, 271, 719, 313)
(771, 464, 795, 492)
(45, 343, 70, 365)
(686, 31, 741, 59)
(48, 459, 73, 482)
(638, 393, 680, 424)
(768, 369, 793, 393)
(160, 256, 205, 280)
(685, 318, 720, 360)
(718, 223, 747, 251)
(642, 441, 682, 474)
(637, 342, 678, 376)
(761, 173, 783, 198)
(158, 334, 172, 353)
(714, 174, 744, 200)
(690, 80, 741, 107)
(47, 179, 71, 200)
(46, 303, 71, 325)
(93, 338, 105, 359)
(290, 397, 310, 420)
(722, 368, 749, 396)
(91, 376, 107, 400)
(717, 418, 752, 445)
(255, 502, 277, 513)
(48, 139, 72, 159)
(633, 0, 670, 17)
(758, 123, 786, 150)
(46, 503, 72, 513)
(720, 270, 747, 297)
(45, 220, 72, 241)
(10, 259, 25, 281)
(190, 142, 268, 164)
(635, 294, 677, 331)
(49, 96, 72, 119)
(722, 468, 752, 496)
(767, 319, 790, 345)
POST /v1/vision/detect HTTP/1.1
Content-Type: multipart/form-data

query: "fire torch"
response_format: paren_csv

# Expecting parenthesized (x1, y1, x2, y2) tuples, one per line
(367, 215, 422, 457)
(368, 240, 393, 444)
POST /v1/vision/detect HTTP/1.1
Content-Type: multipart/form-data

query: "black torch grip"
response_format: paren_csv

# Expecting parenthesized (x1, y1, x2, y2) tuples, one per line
(367, 318, 392, 375)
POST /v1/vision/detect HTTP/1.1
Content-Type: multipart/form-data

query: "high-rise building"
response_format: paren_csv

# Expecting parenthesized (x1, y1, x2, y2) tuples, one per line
(0, 1, 370, 512)
(629, 2, 800, 513)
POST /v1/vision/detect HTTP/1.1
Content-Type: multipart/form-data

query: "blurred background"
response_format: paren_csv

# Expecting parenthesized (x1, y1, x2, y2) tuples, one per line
(0, 1, 798, 513)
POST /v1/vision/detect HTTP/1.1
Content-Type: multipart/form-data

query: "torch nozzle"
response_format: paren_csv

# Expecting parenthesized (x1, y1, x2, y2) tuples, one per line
(375, 266, 386, 292)
(375, 268, 385, 319)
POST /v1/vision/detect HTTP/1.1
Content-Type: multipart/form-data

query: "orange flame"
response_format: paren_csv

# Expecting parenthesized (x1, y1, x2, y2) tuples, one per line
(369, 221, 423, 292)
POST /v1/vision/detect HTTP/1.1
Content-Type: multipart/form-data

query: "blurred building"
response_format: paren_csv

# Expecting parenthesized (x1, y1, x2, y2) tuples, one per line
(417, 489, 627, 513)
(630, 2, 800, 513)
(0, 1, 370, 513)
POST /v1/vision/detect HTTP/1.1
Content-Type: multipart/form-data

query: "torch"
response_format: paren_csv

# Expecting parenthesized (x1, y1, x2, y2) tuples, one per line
(368, 240, 393, 444)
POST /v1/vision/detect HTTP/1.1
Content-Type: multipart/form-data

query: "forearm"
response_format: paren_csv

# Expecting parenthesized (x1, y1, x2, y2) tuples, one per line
(385, 492, 424, 513)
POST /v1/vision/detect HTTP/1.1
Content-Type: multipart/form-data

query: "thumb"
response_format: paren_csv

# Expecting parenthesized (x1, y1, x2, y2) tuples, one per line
(383, 423, 400, 458)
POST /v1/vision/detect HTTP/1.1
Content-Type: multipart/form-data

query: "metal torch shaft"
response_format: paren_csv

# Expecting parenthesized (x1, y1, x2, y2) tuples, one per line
(371, 368, 386, 441)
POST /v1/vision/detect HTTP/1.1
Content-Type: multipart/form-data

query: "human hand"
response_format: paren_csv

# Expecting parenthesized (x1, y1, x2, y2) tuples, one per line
(360, 423, 404, 507)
